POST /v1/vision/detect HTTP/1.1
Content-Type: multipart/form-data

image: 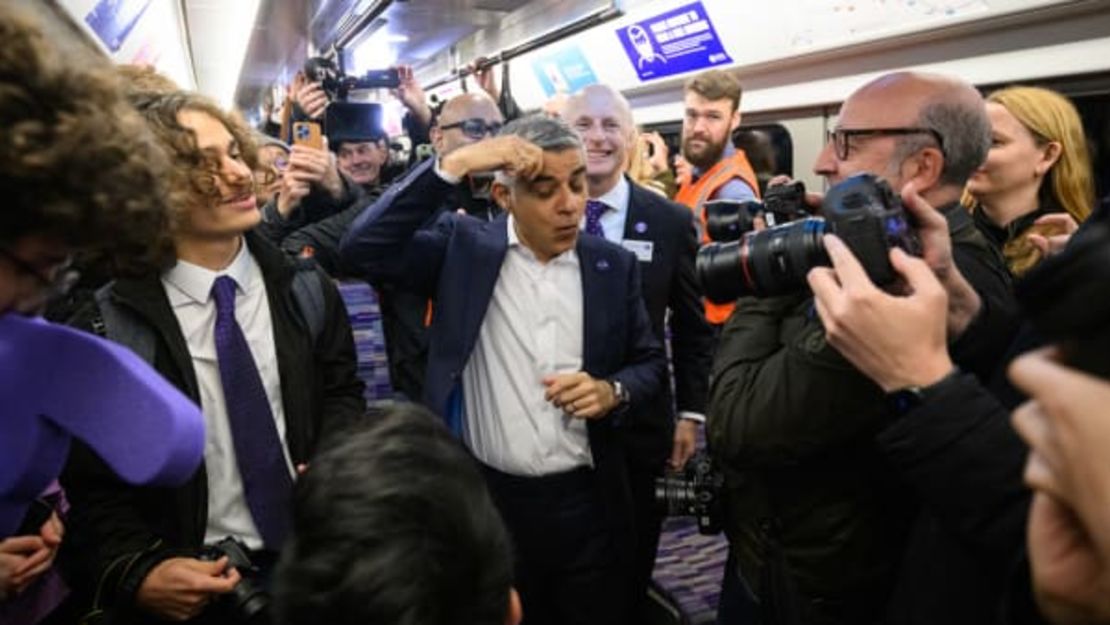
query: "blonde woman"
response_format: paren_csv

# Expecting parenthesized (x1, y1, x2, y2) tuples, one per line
(964, 86, 1094, 275)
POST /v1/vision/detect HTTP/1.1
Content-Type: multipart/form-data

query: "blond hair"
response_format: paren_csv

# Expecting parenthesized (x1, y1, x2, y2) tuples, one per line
(964, 86, 1094, 275)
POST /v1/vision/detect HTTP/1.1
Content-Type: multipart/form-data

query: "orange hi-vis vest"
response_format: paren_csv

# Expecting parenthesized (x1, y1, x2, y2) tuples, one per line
(675, 149, 761, 325)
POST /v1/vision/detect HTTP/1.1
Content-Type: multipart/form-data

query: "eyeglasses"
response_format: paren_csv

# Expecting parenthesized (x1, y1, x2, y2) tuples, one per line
(826, 127, 946, 161)
(439, 118, 503, 140)
(0, 247, 80, 301)
(255, 155, 289, 187)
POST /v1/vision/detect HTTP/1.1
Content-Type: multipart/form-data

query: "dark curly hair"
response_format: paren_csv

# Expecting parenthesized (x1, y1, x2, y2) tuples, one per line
(0, 5, 174, 274)
(129, 91, 259, 227)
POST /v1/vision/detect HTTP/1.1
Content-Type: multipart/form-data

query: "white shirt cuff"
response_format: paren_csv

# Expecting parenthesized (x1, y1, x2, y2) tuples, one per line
(678, 411, 705, 424)
(433, 158, 463, 185)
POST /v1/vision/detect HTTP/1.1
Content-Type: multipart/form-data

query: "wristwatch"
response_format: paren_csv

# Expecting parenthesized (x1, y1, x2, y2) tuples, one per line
(885, 367, 962, 417)
(610, 379, 631, 408)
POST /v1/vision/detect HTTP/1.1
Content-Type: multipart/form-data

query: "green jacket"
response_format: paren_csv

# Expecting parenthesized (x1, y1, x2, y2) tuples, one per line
(708, 293, 911, 625)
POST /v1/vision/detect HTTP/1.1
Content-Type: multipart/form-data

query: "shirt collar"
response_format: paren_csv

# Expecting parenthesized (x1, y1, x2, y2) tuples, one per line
(162, 237, 255, 306)
(506, 214, 579, 266)
(592, 176, 630, 214)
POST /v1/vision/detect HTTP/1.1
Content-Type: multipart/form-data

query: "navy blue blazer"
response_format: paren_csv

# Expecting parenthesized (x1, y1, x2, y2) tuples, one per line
(341, 160, 666, 482)
(619, 181, 715, 467)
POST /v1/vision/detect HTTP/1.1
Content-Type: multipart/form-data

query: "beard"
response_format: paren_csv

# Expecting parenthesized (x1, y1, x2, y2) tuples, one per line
(682, 134, 729, 171)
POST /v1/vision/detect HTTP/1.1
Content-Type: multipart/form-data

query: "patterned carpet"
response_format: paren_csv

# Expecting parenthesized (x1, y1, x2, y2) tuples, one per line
(654, 517, 729, 624)
(337, 281, 394, 403)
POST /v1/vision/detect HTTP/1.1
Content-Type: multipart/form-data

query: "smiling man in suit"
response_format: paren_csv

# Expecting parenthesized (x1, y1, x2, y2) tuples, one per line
(564, 84, 715, 618)
(340, 115, 666, 625)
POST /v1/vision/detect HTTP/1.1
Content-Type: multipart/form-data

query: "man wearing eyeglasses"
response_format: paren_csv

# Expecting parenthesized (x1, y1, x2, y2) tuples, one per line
(706, 72, 1019, 625)
(299, 92, 507, 402)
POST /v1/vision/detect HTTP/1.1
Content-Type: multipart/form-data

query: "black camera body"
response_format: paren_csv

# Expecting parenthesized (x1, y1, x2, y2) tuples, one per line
(655, 451, 724, 535)
(824, 173, 920, 287)
(703, 181, 809, 243)
(198, 536, 270, 623)
(304, 57, 400, 101)
(697, 174, 920, 302)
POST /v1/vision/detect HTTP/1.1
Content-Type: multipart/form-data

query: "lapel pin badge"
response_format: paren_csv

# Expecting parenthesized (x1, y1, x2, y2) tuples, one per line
(596, 259, 610, 271)
(634, 221, 648, 234)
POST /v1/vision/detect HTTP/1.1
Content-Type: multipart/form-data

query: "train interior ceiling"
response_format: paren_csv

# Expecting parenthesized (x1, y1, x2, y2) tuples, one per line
(35, 0, 1110, 197)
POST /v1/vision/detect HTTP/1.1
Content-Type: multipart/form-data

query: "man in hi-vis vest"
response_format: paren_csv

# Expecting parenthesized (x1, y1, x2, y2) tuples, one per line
(675, 69, 761, 326)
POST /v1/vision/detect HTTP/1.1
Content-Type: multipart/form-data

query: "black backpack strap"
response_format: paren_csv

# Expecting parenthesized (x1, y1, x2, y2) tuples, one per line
(291, 267, 326, 346)
(93, 283, 157, 364)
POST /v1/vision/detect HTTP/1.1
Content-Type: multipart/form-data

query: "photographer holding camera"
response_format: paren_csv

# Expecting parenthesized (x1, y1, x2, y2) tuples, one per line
(809, 185, 1110, 625)
(707, 72, 1018, 625)
(291, 62, 432, 188)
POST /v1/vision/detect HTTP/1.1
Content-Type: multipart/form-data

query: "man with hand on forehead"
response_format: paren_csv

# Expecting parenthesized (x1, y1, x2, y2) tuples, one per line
(288, 91, 509, 400)
(341, 114, 665, 625)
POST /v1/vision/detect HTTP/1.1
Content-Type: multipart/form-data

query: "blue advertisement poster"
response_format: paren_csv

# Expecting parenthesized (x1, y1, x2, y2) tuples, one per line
(85, 0, 152, 53)
(530, 46, 599, 98)
(616, 1, 732, 82)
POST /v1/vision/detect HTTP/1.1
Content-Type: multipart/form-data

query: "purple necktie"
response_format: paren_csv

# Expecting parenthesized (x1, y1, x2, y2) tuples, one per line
(211, 275, 292, 548)
(584, 199, 608, 237)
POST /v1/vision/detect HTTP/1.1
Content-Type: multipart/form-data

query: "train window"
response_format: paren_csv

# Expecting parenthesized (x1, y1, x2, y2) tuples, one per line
(1074, 93, 1110, 200)
(733, 124, 793, 196)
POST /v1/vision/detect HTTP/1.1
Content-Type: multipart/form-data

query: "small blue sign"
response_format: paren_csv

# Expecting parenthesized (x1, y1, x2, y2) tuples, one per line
(616, 1, 732, 82)
(85, 0, 151, 53)
(530, 46, 599, 98)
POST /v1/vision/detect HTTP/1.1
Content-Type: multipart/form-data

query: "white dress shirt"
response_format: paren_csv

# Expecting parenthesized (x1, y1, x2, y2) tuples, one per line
(461, 215, 593, 476)
(161, 240, 293, 550)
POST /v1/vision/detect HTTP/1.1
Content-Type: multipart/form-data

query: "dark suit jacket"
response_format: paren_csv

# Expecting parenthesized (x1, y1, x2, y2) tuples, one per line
(59, 232, 366, 623)
(340, 160, 667, 535)
(619, 181, 714, 468)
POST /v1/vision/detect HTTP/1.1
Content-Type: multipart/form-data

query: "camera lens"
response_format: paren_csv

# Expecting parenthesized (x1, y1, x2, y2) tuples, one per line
(743, 218, 828, 296)
(230, 582, 270, 624)
(697, 218, 828, 302)
(696, 241, 745, 304)
(654, 475, 697, 517)
(704, 199, 761, 242)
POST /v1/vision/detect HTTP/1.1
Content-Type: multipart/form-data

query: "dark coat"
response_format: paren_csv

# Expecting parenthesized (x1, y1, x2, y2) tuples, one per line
(875, 200, 1110, 623)
(255, 173, 366, 250)
(339, 160, 667, 549)
(706, 202, 1019, 625)
(878, 369, 1033, 625)
(620, 181, 714, 468)
(289, 160, 501, 400)
(58, 232, 365, 624)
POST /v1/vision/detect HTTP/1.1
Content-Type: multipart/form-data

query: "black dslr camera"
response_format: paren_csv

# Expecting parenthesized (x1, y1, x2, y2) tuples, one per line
(198, 537, 270, 623)
(697, 174, 921, 302)
(703, 181, 810, 242)
(304, 56, 400, 101)
(655, 451, 725, 535)
(1017, 216, 1110, 379)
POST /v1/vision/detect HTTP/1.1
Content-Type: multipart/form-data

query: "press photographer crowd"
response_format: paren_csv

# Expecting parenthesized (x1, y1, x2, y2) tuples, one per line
(5, 3, 1110, 625)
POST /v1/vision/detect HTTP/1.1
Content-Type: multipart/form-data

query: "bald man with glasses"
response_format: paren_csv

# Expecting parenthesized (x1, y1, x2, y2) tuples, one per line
(301, 92, 510, 401)
(707, 72, 1019, 625)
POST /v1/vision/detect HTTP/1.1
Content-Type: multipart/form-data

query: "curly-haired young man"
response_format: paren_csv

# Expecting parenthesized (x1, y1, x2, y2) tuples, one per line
(60, 91, 366, 624)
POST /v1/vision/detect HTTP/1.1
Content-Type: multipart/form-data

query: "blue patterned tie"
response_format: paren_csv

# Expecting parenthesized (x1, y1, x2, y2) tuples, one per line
(584, 199, 608, 237)
(211, 275, 292, 548)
